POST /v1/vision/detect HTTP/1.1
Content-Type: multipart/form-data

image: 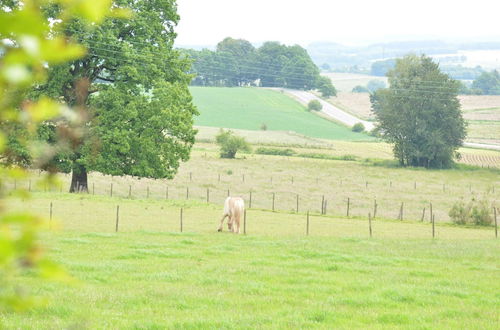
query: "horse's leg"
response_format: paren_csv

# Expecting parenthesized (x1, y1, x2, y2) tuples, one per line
(234, 215, 240, 234)
(228, 215, 234, 232)
(217, 214, 227, 232)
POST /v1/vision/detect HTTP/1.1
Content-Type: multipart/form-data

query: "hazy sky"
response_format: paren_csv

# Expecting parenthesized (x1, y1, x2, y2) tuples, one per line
(175, 0, 500, 47)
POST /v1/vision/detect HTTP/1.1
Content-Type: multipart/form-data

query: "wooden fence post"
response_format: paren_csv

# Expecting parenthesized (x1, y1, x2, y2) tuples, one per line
(432, 214, 435, 238)
(368, 212, 372, 238)
(110, 183, 113, 197)
(207, 188, 210, 203)
(129, 185, 132, 199)
(29, 180, 31, 192)
(242, 174, 245, 182)
(189, 172, 192, 182)
(400, 202, 404, 221)
(227, 189, 230, 197)
(249, 190, 252, 208)
(421, 207, 426, 222)
(494, 207, 497, 238)
(115, 205, 119, 232)
(186, 187, 189, 200)
(347, 197, 350, 217)
(323, 200, 327, 215)
(272, 193, 275, 212)
(180, 208, 183, 232)
(147, 186, 150, 199)
(373, 199, 377, 218)
(306, 211, 310, 236)
(218, 173, 221, 183)
(92, 183, 95, 195)
(243, 209, 247, 235)
(321, 195, 325, 214)
(49, 201, 53, 222)
(165, 186, 169, 200)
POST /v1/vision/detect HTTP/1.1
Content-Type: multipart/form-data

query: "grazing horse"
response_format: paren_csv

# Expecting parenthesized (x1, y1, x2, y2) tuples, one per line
(217, 197, 244, 234)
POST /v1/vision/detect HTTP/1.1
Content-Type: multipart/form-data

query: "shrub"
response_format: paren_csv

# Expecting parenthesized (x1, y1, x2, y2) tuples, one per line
(215, 129, 251, 159)
(352, 85, 369, 93)
(449, 197, 493, 226)
(352, 122, 365, 132)
(308, 99, 322, 111)
(256, 147, 296, 156)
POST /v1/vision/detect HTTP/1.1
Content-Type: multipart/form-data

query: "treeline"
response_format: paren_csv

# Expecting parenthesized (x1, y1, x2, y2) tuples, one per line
(182, 37, 325, 91)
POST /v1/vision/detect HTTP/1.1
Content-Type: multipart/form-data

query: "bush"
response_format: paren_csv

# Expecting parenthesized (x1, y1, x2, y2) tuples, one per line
(352, 122, 365, 132)
(352, 85, 369, 93)
(255, 147, 296, 156)
(215, 129, 251, 159)
(308, 99, 322, 111)
(449, 197, 493, 226)
(260, 123, 267, 131)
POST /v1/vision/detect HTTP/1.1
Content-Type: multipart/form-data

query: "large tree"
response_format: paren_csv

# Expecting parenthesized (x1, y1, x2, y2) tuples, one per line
(371, 54, 466, 168)
(34, 0, 198, 192)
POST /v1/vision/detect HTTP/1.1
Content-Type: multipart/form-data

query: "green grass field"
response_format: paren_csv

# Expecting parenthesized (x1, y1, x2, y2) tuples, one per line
(2, 193, 499, 328)
(190, 87, 371, 141)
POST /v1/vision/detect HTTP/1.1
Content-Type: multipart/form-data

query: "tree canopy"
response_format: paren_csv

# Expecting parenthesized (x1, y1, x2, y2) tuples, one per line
(371, 54, 466, 168)
(471, 70, 500, 95)
(30, 0, 198, 191)
(184, 39, 321, 90)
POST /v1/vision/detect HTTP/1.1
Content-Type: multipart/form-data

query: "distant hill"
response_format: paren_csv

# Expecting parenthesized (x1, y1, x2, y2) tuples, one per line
(190, 87, 372, 141)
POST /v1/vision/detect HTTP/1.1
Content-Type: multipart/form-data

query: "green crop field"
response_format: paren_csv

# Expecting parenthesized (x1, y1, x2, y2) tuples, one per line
(190, 87, 372, 141)
(2, 193, 499, 328)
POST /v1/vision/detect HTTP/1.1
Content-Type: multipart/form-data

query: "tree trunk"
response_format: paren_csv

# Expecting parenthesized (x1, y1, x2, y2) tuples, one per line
(70, 162, 88, 193)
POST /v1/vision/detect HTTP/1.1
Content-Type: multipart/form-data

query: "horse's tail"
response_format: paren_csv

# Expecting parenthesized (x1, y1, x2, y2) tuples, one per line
(232, 198, 245, 224)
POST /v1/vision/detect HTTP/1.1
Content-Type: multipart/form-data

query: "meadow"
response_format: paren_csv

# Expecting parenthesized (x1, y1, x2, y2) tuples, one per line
(2, 192, 499, 328)
(190, 87, 371, 141)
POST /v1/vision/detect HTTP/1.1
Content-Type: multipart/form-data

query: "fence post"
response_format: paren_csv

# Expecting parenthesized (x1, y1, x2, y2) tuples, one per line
(243, 209, 247, 235)
(421, 207, 426, 222)
(147, 186, 150, 199)
(166, 186, 169, 200)
(189, 172, 192, 182)
(207, 188, 210, 203)
(272, 193, 275, 212)
(218, 173, 221, 183)
(186, 187, 189, 200)
(373, 199, 377, 218)
(321, 195, 325, 214)
(227, 189, 230, 197)
(249, 190, 252, 208)
(115, 205, 120, 232)
(323, 200, 327, 215)
(347, 197, 350, 217)
(291, 176, 294, 184)
(432, 214, 435, 238)
(414, 181, 417, 190)
(242, 174, 245, 182)
(129, 185, 132, 199)
(49, 201, 53, 223)
(180, 208, 183, 232)
(306, 211, 310, 236)
(92, 183, 95, 195)
(368, 212, 372, 238)
(494, 207, 498, 238)
(110, 183, 113, 197)
(296, 194, 299, 213)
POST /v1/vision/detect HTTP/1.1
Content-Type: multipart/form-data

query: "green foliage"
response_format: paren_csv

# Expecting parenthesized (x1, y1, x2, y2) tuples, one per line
(471, 70, 500, 95)
(307, 99, 322, 111)
(260, 123, 267, 131)
(33, 0, 198, 191)
(0, 0, 111, 313)
(371, 59, 396, 76)
(371, 55, 467, 168)
(317, 76, 337, 97)
(185, 40, 320, 90)
(351, 123, 365, 133)
(215, 129, 251, 159)
(366, 79, 386, 93)
(352, 85, 369, 93)
(449, 197, 493, 226)
(255, 147, 296, 156)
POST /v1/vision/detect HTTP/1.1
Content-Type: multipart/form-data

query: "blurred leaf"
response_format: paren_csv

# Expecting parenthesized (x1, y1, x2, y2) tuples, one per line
(41, 38, 86, 63)
(0, 132, 5, 153)
(25, 97, 62, 122)
(38, 259, 75, 284)
(0, 9, 47, 37)
(67, 0, 112, 23)
(1, 64, 31, 84)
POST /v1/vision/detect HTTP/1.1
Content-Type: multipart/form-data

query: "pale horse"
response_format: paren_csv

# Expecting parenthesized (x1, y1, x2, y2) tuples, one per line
(217, 197, 245, 234)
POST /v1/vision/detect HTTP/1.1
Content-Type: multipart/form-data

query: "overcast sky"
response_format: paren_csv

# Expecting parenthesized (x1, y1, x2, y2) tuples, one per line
(175, 0, 500, 47)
